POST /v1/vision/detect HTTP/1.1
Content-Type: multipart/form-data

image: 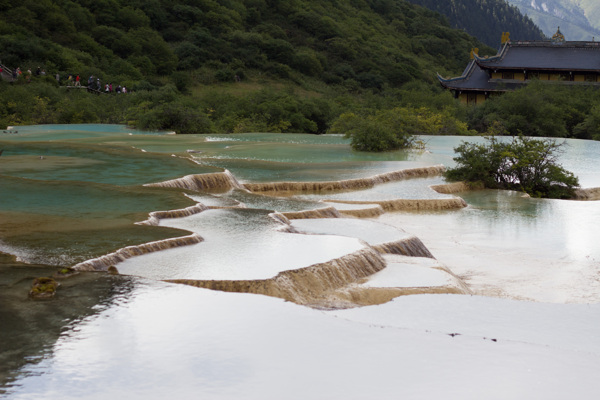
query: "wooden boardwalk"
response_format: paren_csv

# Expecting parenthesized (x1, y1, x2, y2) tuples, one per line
(0, 66, 115, 95)
(0, 64, 16, 82)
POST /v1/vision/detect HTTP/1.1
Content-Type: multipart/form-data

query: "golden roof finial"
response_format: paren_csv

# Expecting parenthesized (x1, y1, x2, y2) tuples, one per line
(501, 32, 510, 44)
(552, 27, 565, 42)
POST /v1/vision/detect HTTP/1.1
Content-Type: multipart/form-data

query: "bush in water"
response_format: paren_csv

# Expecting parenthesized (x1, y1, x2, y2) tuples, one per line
(445, 133, 580, 199)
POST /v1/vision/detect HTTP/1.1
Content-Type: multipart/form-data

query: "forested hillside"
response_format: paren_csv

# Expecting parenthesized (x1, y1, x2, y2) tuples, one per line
(508, 0, 600, 41)
(0, 0, 497, 133)
(3, 0, 596, 142)
(406, 0, 546, 47)
(0, 0, 490, 91)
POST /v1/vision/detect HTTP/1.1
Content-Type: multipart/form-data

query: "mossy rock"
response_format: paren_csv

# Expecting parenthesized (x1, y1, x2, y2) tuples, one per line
(107, 266, 119, 275)
(29, 277, 60, 300)
(53, 267, 79, 279)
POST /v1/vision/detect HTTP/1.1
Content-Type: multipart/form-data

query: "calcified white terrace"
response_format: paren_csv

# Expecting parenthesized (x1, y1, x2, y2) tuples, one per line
(2, 127, 600, 399)
(116, 208, 368, 281)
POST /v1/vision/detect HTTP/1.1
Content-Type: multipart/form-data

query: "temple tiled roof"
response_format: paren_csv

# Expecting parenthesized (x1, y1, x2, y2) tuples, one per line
(437, 60, 524, 92)
(475, 41, 600, 72)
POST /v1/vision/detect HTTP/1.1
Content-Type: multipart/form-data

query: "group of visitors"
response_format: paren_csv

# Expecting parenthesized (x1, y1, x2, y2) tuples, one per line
(6, 66, 47, 82)
(1, 63, 129, 94)
(85, 75, 127, 94)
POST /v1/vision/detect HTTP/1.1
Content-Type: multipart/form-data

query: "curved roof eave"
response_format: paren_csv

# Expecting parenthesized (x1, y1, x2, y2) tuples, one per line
(437, 60, 477, 84)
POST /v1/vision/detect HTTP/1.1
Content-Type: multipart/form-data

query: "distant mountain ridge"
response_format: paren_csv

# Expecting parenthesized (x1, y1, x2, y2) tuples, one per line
(507, 0, 600, 41)
(406, 0, 546, 47)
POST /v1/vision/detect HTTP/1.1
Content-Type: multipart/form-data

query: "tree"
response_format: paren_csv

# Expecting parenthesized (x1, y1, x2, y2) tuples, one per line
(445, 134, 580, 199)
(330, 107, 472, 152)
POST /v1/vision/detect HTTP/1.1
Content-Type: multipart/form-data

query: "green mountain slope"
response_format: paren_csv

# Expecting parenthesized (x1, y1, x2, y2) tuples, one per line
(507, 0, 600, 41)
(0, 0, 492, 90)
(406, 0, 546, 47)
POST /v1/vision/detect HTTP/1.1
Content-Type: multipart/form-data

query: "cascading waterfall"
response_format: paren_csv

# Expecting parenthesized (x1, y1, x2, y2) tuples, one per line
(144, 170, 244, 193)
(73, 233, 203, 271)
(372, 236, 435, 259)
(280, 206, 342, 220)
(243, 165, 446, 194)
(138, 203, 210, 226)
(167, 247, 387, 306)
(268, 212, 292, 226)
(337, 205, 385, 218)
(324, 198, 467, 211)
(430, 181, 483, 194)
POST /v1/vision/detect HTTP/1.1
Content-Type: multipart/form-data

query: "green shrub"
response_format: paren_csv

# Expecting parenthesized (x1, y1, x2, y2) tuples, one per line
(445, 135, 580, 199)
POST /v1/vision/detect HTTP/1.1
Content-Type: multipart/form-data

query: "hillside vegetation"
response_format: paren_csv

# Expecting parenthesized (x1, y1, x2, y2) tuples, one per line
(407, 0, 546, 47)
(0, 0, 501, 133)
(0, 0, 492, 91)
(1, 0, 599, 147)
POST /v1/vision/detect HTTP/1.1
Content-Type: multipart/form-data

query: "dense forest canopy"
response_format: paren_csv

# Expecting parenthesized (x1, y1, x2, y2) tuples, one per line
(0, 0, 494, 89)
(1, 0, 599, 143)
(406, 0, 546, 47)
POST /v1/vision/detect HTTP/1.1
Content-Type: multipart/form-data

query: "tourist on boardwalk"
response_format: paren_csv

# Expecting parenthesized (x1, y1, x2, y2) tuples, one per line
(75, 75, 80, 86)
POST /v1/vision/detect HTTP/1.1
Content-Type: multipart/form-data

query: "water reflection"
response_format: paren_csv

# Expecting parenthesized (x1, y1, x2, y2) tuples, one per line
(382, 190, 600, 302)
(0, 260, 138, 395)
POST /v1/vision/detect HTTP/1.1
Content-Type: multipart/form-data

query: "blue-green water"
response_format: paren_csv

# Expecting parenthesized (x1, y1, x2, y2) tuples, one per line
(1, 125, 600, 397)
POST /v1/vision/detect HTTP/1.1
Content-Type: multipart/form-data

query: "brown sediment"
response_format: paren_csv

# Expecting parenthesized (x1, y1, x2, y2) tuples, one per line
(167, 247, 387, 306)
(280, 206, 342, 220)
(371, 237, 435, 259)
(73, 233, 203, 271)
(329, 286, 468, 308)
(430, 181, 484, 194)
(243, 165, 446, 194)
(144, 170, 244, 193)
(572, 187, 600, 201)
(324, 198, 467, 211)
(138, 203, 210, 226)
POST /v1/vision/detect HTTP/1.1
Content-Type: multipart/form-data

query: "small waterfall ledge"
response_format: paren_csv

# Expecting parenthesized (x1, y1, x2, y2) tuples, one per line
(573, 187, 600, 201)
(243, 165, 446, 194)
(144, 170, 244, 193)
(430, 181, 484, 194)
(337, 204, 386, 218)
(73, 233, 204, 272)
(372, 237, 435, 259)
(138, 203, 211, 226)
(324, 198, 467, 211)
(164, 231, 447, 308)
(280, 206, 342, 220)
(275, 205, 385, 221)
(167, 247, 387, 306)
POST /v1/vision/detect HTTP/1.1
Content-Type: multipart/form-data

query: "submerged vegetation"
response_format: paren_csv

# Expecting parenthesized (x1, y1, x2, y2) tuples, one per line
(445, 134, 580, 199)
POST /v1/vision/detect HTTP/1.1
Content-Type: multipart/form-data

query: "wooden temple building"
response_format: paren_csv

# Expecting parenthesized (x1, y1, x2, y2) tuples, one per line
(438, 28, 600, 105)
